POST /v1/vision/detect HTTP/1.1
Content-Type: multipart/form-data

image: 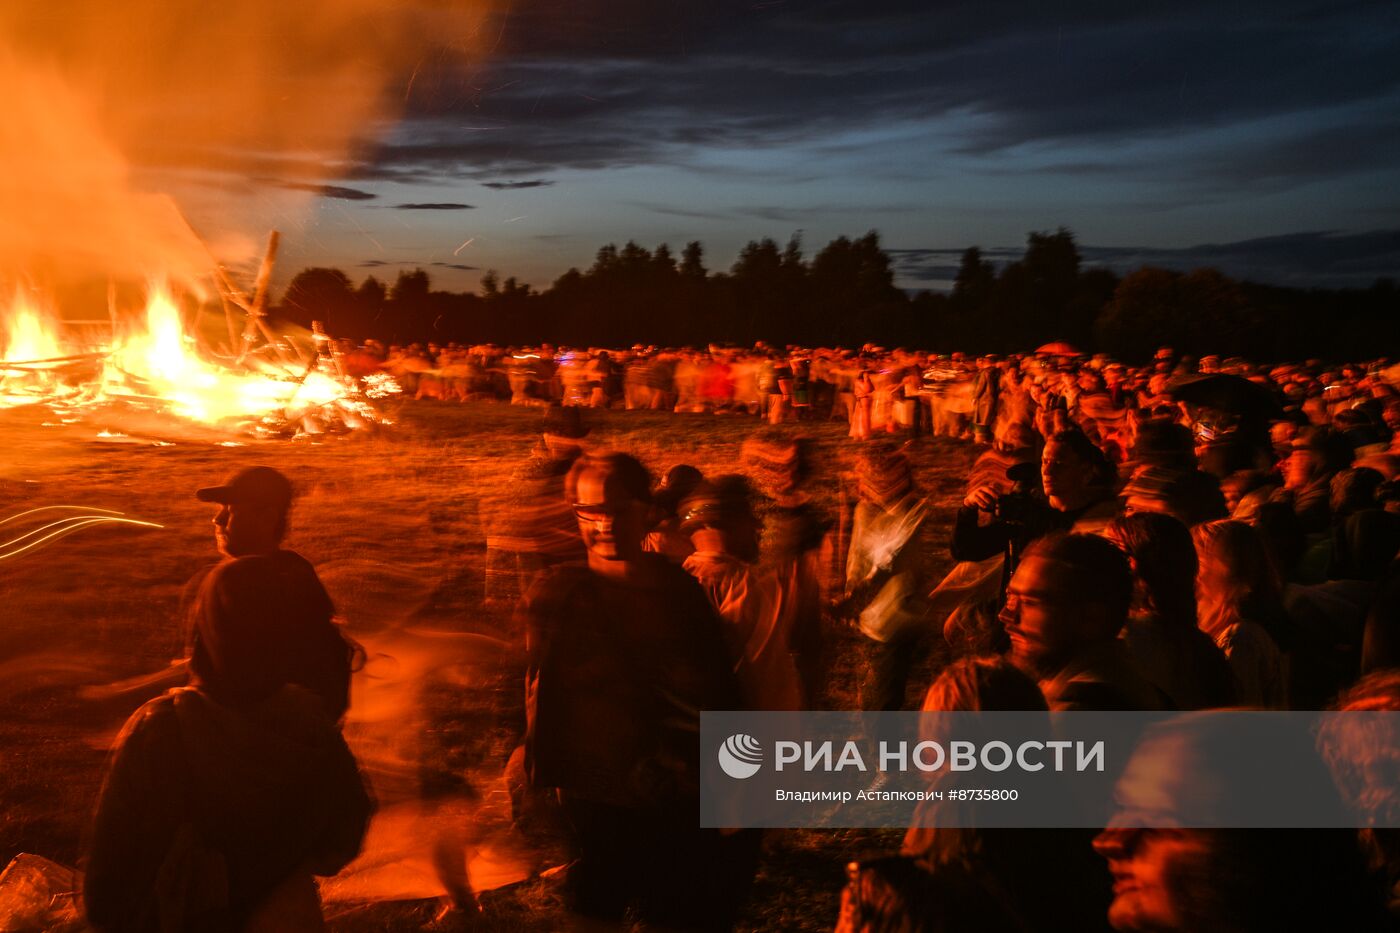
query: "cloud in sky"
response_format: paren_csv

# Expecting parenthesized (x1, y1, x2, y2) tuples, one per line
(266, 180, 377, 200)
(337, 0, 1400, 196)
(481, 179, 555, 189)
(56, 1, 1391, 293)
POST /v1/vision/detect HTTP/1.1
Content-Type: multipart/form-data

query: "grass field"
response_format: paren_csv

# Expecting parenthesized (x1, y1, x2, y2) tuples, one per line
(0, 398, 978, 931)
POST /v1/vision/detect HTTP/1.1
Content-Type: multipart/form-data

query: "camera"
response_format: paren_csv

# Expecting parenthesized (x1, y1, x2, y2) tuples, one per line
(992, 490, 1032, 525)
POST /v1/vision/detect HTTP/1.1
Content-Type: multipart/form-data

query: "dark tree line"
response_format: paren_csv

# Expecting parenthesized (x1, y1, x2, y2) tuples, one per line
(274, 229, 1397, 362)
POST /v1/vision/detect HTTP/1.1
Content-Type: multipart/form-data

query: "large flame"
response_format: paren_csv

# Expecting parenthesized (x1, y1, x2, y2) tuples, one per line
(1, 285, 394, 432)
(4, 298, 63, 364)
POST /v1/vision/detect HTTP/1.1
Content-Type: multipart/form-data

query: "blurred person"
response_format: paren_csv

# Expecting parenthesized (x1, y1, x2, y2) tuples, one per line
(520, 453, 753, 928)
(1221, 469, 1277, 521)
(1123, 419, 1228, 526)
(1107, 513, 1235, 710)
(850, 364, 875, 440)
(681, 475, 804, 710)
(1000, 532, 1167, 711)
(84, 685, 373, 932)
(841, 444, 933, 711)
(1192, 521, 1290, 708)
(1317, 669, 1400, 920)
(644, 463, 705, 563)
(1361, 563, 1400, 675)
(1094, 713, 1386, 933)
(972, 355, 1000, 444)
(1270, 426, 1354, 534)
(896, 657, 1114, 933)
(836, 858, 1030, 933)
(1286, 509, 1400, 705)
(742, 430, 831, 707)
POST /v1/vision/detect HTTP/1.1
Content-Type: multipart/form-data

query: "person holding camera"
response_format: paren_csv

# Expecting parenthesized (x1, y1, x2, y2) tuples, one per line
(951, 429, 1121, 597)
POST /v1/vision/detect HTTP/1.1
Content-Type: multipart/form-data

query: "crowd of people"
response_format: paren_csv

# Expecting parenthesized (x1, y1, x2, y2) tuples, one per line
(79, 339, 1400, 931)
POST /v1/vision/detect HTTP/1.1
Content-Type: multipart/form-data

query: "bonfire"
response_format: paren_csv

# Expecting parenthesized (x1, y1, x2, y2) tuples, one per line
(0, 232, 399, 438)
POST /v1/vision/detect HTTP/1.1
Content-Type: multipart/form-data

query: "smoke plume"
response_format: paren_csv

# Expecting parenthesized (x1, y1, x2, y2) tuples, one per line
(0, 0, 493, 300)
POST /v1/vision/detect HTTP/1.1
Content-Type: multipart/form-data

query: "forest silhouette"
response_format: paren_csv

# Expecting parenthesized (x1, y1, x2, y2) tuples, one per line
(276, 229, 1397, 362)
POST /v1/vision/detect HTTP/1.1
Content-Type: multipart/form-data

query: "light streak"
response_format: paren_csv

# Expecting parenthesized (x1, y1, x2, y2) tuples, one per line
(0, 505, 125, 527)
(0, 516, 164, 562)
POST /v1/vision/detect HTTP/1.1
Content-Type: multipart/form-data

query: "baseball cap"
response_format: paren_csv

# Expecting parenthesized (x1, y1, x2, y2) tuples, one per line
(196, 466, 294, 510)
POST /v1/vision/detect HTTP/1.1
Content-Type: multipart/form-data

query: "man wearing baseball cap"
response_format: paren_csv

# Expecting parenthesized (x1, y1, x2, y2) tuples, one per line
(188, 465, 353, 721)
(85, 467, 370, 930)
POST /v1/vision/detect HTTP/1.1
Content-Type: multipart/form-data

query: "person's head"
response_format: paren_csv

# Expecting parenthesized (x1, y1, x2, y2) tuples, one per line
(1131, 420, 1197, 472)
(742, 430, 810, 501)
(1221, 470, 1272, 515)
(1094, 714, 1376, 933)
(1190, 520, 1282, 627)
(1106, 512, 1199, 629)
(1283, 426, 1353, 490)
(1330, 467, 1384, 520)
(566, 453, 653, 565)
(196, 466, 293, 558)
(681, 475, 762, 563)
(1041, 429, 1114, 511)
(1318, 669, 1400, 826)
(1328, 509, 1400, 582)
(652, 464, 704, 521)
(1000, 532, 1134, 679)
(541, 405, 590, 460)
(856, 444, 914, 507)
(1121, 466, 1227, 528)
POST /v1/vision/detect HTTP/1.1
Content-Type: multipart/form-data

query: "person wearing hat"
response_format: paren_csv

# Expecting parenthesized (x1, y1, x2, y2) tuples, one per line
(188, 466, 353, 722)
(85, 468, 371, 932)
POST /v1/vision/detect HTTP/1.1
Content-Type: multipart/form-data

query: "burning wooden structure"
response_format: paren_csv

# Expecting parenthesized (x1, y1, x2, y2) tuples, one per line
(0, 232, 399, 436)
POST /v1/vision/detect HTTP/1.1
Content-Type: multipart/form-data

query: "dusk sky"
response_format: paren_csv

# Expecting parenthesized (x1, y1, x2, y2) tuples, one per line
(9, 0, 1399, 295)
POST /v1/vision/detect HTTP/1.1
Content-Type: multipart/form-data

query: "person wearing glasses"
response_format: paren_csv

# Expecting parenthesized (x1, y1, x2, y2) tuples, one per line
(520, 452, 752, 929)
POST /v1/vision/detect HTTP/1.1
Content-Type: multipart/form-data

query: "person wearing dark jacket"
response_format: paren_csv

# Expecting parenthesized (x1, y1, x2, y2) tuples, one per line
(85, 685, 372, 932)
(522, 453, 752, 929)
(187, 466, 354, 722)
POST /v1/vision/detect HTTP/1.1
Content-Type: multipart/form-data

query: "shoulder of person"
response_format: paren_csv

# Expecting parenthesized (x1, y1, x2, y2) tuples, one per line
(113, 687, 199, 753)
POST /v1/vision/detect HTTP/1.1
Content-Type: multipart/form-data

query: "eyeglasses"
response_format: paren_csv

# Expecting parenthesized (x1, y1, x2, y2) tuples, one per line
(572, 502, 630, 523)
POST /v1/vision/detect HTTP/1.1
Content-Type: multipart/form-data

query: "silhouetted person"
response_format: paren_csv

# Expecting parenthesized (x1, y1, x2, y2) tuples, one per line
(1192, 520, 1291, 708)
(85, 468, 371, 931)
(893, 657, 1113, 933)
(1107, 513, 1235, 710)
(186, 466, 353, 721)
(521, 453, 751, 928)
